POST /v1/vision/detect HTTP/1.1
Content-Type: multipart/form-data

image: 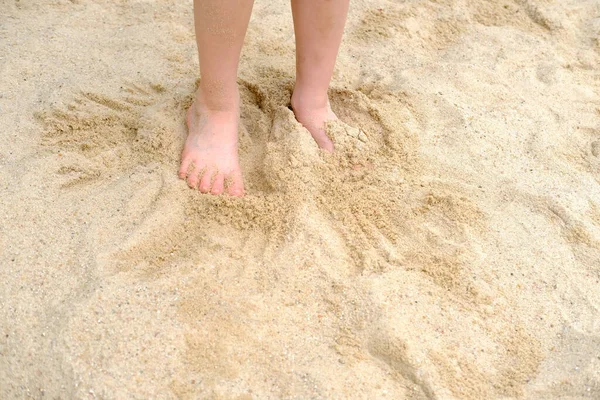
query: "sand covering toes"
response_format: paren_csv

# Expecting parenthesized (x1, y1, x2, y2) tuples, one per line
(263, 106, 323, 194)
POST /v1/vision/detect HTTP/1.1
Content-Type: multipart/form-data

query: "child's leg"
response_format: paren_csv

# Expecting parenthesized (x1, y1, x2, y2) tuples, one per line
(290, 0, 350, 152)
(179, 0, 254, 196)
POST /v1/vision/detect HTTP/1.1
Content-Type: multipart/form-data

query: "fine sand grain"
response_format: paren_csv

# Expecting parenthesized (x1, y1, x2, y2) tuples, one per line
(1, 0, 600, 398)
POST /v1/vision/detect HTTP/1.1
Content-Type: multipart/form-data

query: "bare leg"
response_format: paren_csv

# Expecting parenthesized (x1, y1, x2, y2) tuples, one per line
(179, 0, 254, 196)
(290, 0, 350, 152)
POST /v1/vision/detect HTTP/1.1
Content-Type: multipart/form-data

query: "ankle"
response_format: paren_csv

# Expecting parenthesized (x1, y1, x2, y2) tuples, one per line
(187, 88, 240, 131)
(195, 82, 240, 113)
(291, 87, 329, 111)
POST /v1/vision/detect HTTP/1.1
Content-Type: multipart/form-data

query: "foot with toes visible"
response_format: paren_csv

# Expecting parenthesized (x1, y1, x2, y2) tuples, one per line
(179, 89, 244, 197)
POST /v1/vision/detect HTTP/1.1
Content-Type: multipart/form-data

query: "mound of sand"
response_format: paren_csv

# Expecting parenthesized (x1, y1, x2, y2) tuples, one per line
(1, 0, 600, 398)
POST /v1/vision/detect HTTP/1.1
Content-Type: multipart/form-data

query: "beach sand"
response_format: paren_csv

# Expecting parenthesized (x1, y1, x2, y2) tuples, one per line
(1, 0, 600, 398)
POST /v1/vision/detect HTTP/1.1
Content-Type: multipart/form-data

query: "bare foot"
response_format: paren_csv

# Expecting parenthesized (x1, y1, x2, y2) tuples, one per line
(291, 91, 336, 152)
(179, 89, 244, 196)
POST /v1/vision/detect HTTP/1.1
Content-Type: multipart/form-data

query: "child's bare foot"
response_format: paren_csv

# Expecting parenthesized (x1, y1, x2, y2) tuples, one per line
(291, 91, 336, 153)
(179, 89, 244, 196)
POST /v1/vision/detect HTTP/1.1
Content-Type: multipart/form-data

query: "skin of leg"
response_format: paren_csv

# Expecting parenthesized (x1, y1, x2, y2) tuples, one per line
(290, 0, 350, 152)
(179, 0, 254, 196)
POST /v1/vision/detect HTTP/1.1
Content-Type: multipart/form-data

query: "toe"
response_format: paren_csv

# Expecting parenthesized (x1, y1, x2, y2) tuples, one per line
(186, 165, 202, 189)
(227, 170, 245, 197)
(179, 157, 192, 179)
(315, 128, 334, 152)
(211, 173, 225, 195)
(199, 167, 215, 193)
(320, 138, 334, 153)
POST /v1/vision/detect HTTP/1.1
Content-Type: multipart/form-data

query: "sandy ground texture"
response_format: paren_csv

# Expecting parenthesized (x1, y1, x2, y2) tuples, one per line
(1, 0, 600, 398)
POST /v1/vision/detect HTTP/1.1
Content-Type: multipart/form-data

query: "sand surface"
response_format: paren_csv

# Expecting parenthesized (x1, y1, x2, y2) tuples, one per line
(2, 0, 600, 398)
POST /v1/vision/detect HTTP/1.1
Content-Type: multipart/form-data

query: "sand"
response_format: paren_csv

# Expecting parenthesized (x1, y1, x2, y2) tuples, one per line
(1, 0, 600, 398)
